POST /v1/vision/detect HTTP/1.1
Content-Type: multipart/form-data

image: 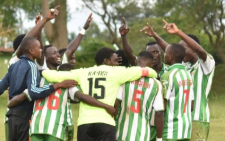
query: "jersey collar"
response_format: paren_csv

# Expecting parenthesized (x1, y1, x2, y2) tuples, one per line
(167, 63, 185, 71)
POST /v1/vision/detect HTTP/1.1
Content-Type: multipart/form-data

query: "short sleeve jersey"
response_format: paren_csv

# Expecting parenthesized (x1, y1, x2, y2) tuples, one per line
(30, 78, 79, 140)
(42, 65, 157, 126)
(184, 54, 215, 123)
(116, 77, 164, 141)
(161, 64, 194, 140)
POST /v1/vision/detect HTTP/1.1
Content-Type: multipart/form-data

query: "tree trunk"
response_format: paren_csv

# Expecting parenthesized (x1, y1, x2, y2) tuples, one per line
(41, 0, 68, 49)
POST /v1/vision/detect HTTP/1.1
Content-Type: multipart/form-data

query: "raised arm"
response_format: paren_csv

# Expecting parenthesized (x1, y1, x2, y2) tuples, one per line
(119, 17, 136, 66)
(35, 13, 45, 65)
(16, 5, 60, 58)
(65, 13, 93, 60)
(162, 19, 207, 61)
(140, 22, 169, 52)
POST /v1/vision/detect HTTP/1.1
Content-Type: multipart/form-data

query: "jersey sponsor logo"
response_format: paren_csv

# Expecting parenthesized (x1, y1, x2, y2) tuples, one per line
(131, 81, 151, 89)
(177, 79, 193, 87)
(88, 71, 108, 76)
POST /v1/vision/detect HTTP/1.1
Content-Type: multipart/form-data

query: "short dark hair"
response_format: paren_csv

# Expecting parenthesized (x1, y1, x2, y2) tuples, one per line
(58, 63, 74, 71)
(59, 48, 67, 57)
(187, 34, 200, 45)
(138, 50, 154, 60)
(170, 43, 186, 63)
(13, 34, 26, 52)
(20, 37, 38, 54)
(146, 41, 157, 48)
(94, 47, 116, 66)
(43, 45, 53, 55)
(116, 49, 129, 67)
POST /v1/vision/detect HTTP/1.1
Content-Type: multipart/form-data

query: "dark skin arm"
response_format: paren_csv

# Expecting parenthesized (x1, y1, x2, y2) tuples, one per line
(65, 13, 93, 61)
(7, 93, 27, 108)
(16, 5, 60, 58)
(140, 22, 169, 52)
(119, 17, 136, 66)
(35, 13, 45, 65)
(75, 91, 115, 116)
(7, 80, 77, 108)
(191, 100, 194, 111)
(155, 111, 164, 138)
(162, 19, 207, 61)
(114, 99, 121, 119)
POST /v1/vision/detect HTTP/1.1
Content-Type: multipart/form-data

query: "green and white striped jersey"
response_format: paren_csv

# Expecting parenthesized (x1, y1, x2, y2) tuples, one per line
(184, 54, 215, 123)
(30, 78, 79, 140)
(150, 62, 168, 127)
(161, 64, 194, 140)
(116, 77, 164, 141)
(61, 53, 74, 126)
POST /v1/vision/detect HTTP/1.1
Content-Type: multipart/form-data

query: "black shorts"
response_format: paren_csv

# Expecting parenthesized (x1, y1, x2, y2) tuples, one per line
(77, 123, 115, 141)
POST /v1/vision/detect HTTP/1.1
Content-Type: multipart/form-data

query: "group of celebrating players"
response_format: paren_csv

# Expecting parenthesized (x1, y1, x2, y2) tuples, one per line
(0, 5, 215, 141)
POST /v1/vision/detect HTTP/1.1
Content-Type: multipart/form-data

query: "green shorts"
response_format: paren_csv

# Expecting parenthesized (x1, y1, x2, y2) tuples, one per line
(5, 122, 9, 141)
(190, 121, 210, 141)
(150, 126, 157, 141)
(30, 134, 63, 141)
(65, 125, 74, 141)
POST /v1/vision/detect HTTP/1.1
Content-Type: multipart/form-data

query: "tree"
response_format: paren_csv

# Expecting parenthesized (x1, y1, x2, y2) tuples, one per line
(81, 0, 142, 49)
(154, 0, 225, 63)
(0, 0, 68, 49)
(42, 0, 68, 49)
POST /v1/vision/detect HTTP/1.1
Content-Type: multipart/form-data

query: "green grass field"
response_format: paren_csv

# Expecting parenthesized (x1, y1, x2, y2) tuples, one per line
(0, 54, 225, 141)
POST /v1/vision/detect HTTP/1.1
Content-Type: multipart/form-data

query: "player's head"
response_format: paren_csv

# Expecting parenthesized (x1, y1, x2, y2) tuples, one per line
(164, 43, 186, 65)
(179, 34, 199, 63)
(44, 45, 61, 67)
(145, 41, 162, 67)
(137, 51, 154, 68)
(58, 48, 76, 66)
(58, 63, 74, 71)
(116, 49, 129, 67)
(13, 34, 26, 52)
(20, 37, 42, 59)
(94, 47, 119, 66)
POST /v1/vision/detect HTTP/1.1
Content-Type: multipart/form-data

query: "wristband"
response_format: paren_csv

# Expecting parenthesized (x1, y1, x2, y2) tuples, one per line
(156, 138, 162, 141)
(79, 28, 86, 35)
(42, 18, 48, 24)
(141, 68, 149, 77)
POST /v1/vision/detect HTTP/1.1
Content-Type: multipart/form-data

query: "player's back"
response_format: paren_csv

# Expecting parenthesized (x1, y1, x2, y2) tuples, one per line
(162, 64, 194, 140)
(75, 65, 148, 126)
(30, 78, 69, 140)
(116, 77, 162, 141)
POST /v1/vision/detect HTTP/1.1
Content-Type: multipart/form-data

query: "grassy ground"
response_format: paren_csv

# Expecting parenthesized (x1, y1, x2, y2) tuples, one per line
(0, 54, 225, 141)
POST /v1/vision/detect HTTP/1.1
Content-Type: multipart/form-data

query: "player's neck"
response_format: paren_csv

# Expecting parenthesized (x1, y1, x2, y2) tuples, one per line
(25, 53, 35, 61)
(153, 62, 163, 73)
(47, 63, 58, 70)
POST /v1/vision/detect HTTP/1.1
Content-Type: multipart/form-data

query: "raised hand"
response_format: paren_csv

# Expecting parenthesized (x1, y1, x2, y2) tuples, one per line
(44, 5, 60, 21)
(117, 56, 122, 65)
(140, 22, 156, 37)
(83, 13, 93, 30)
(119, 17, 129, 36)
(162, 19, 180, 34)
(35, 13, 41, 25)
